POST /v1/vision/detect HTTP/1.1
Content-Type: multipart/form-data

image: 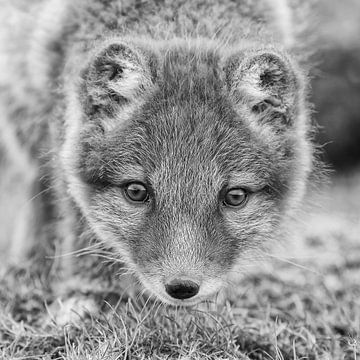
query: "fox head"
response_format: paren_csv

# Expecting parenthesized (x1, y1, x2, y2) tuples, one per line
(61, 38, 312, 305)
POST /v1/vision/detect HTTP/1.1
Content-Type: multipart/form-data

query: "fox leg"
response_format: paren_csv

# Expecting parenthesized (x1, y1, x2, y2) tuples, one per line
(0, 105, 42, 265)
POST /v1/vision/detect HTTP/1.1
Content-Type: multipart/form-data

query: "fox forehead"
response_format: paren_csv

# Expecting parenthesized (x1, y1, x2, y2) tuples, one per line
(102, 100, 273, 203)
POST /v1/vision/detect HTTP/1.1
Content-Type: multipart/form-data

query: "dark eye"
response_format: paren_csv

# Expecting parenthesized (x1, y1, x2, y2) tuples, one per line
(124, 182, 149, 203)
(223, 188, 248, 207)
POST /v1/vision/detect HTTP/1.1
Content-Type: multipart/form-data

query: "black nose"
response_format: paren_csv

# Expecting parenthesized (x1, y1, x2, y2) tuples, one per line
(165, 279, 200, 300)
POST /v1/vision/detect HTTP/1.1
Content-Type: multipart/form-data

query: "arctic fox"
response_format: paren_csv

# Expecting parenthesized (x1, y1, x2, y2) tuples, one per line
(0, 0, 315, 313)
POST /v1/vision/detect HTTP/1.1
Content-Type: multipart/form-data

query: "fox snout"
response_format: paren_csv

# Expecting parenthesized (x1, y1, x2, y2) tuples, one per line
(133, 218, 232, 305)
(141, 267, 224, 305)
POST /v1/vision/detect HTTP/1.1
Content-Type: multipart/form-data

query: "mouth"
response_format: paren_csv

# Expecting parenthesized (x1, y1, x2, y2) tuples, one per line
(137, 274, 224, 307)
(153, 291, 208, 307)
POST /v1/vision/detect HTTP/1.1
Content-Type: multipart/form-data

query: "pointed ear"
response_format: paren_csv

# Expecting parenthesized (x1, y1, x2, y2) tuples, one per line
(225, 49, 305, 129)
(79, 42, 154, 120)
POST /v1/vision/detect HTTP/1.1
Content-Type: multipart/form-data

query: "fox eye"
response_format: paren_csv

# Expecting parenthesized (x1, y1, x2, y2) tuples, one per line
(124, 182, 149, 203)
(223, 188, 248, 207)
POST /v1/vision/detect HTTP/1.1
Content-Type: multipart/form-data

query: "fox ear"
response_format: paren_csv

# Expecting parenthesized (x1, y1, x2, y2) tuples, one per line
(79, 42, 153, 120)
(225, 50, 304, 128)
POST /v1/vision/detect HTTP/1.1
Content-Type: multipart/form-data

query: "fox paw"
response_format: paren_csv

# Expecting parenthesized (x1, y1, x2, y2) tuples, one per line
(47, 296, 99, 326)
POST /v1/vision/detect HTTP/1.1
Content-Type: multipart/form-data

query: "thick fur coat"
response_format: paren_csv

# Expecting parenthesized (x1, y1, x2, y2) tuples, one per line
(0, 0, 317, 313)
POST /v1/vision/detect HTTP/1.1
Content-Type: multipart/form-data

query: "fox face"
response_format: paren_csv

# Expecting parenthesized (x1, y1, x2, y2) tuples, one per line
(61, 39, 312, 305)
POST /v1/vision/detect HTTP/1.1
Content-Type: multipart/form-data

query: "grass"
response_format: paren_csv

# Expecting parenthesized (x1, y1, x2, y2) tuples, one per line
(1, 173, 360, 359)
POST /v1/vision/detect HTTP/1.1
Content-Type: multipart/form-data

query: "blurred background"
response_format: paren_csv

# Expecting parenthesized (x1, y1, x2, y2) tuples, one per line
(313, 0, 360, 173)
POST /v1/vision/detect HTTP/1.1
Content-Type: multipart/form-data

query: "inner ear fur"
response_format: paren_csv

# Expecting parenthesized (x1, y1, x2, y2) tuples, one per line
(79, 41, 154, 118)
(225, 49, 304, 127)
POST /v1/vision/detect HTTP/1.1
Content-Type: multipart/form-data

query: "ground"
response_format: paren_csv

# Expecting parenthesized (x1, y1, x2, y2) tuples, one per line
(0, 172, 359, 360)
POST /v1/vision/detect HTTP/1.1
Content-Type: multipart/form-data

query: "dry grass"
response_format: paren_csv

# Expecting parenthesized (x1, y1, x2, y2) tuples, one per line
(0, 173, 360, 359)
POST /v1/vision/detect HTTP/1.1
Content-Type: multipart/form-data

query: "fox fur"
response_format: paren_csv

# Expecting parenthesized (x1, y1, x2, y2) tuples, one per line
(0, 0, 317, 311)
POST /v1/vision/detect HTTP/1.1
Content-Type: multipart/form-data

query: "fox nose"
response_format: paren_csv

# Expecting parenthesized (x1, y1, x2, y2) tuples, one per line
(165, 279, 200, 300)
